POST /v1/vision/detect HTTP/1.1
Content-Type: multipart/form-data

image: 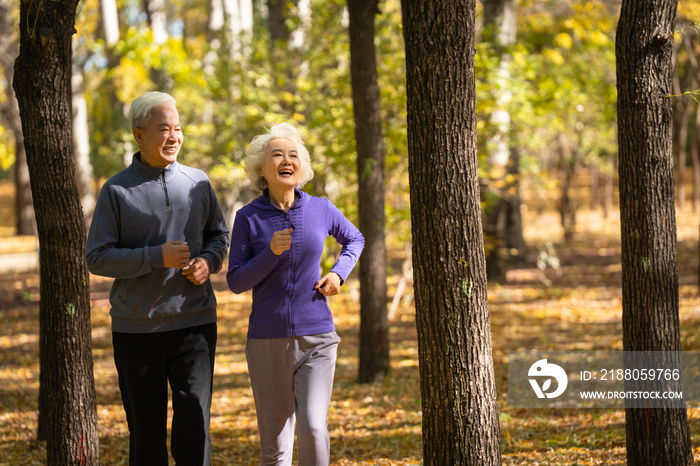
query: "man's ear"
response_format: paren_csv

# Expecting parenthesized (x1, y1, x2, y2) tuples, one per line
(133, 128, 144, 147)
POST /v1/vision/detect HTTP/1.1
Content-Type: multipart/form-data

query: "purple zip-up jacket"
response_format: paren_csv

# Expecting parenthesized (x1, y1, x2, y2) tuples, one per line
(227, 189, 364, 339)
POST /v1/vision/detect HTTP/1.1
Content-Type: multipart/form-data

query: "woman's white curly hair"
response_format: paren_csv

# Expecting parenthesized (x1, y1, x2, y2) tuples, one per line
(128, 92, 177, 130)
(244, 123, 314, 191)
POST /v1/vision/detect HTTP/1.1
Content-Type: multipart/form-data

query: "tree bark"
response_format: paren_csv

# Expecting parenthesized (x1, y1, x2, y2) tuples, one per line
(616, 1, 691, 464)
(13, 0, 99, 463)
(0, 0, 36, 235)
(402, 1, 501, 464)
(348, 0, 389, 383)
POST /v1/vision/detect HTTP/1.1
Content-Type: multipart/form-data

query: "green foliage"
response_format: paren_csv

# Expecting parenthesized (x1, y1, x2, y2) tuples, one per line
(0, 0, 652, 250)
(477, 0, 618, 190)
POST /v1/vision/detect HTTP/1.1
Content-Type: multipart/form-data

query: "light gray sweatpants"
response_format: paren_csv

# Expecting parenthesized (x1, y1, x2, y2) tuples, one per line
(246, 332, 340, 466)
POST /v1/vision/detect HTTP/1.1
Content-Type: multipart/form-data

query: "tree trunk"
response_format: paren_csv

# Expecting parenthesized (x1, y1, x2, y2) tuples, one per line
(484, 198, 507, 283)
(12, 113, 35, 235)
(693, 101, 700, 213)
(679, 33, 700, 211)
(291, 0, 310, 78)
(142, 0, 167, 44)
(142, 0, 170, 89)
(267, 0, 294, 48)
(13, 0, 99, 463)
(590, 156, 600, 210)
(72, 64, 97, 222)
(401, 1, 501, 464)
(557, 134, 578, 244)
(684, 34, 700, 213)
(209, 0, 253, 59)
(99, 0, 119, 46)
(695, 106, 700, 290)
(603, 152, 615, 218)
(482, 0, 524, 280)
(267, 0, 300, 109)
(616, 1, 691, 464)
(504, 144, 526, 260)
(97, 0, 131, 167)
(483, 0, 515, 48)
(225, 0, 253, 56)
(676, 86, 692, 210)
(0, 0, 36, 235)
(348, 0, 389, 384)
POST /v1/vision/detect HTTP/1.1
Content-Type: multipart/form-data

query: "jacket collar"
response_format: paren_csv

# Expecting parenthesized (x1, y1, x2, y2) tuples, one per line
(255, 187, 308, 211)
(130, 152, 180, 181)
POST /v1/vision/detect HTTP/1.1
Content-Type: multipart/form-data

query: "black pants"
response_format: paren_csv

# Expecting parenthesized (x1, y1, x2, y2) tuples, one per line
(112, 323, 217, 466)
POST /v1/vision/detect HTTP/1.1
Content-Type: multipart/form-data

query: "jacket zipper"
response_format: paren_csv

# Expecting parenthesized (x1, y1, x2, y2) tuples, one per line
(161, 170, 171, 208)
(288, 212, 295, 335)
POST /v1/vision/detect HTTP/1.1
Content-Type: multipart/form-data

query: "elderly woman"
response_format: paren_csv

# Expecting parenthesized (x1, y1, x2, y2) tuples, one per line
(227, 123, 364, 466)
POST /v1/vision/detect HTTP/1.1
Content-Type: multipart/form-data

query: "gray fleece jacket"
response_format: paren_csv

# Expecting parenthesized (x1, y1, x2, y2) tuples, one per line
(86, 153, 229, 333)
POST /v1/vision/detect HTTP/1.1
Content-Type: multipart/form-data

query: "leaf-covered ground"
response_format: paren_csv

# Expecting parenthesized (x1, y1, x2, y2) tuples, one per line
(1, 207, 699, 465)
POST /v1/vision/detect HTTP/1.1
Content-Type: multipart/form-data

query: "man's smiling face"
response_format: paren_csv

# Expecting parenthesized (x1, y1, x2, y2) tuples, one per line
(133, 106, 183, 169)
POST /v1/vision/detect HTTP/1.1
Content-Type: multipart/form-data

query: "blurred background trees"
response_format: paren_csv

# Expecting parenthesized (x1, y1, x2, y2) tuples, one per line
(1, 2, 699, 383)
(1, 0, 699, 334)
(1, 0, 699, 461)
(1, 0, 699, 265)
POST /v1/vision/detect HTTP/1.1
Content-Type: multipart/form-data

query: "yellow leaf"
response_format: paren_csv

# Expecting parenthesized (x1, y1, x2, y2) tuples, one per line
(555, 33, 573, 49)
(544, 48, 565, 65)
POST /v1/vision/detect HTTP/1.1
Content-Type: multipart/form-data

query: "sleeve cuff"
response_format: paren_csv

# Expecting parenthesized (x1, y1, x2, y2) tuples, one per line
(148, 245, 165, 268)
(199, 253, 217, 273)
(330, 267, 347, 285)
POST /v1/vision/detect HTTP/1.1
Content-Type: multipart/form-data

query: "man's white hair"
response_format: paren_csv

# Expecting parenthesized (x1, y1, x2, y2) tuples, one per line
(244, 123, 314, 191)
(129, 92, 177, 130)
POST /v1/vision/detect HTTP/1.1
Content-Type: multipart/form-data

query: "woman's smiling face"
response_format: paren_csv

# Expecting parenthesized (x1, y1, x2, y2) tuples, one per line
(260, 138, 301, 191)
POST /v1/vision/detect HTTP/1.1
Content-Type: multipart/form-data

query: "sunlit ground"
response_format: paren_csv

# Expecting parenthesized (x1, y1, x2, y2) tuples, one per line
(1, 182, 699, 464)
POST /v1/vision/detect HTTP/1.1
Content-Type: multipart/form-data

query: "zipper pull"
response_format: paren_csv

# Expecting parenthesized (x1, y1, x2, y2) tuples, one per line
(161, 170, 171, 208)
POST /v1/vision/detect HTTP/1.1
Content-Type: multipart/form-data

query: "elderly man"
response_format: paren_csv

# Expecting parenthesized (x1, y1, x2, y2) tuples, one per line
(86, 91, 229, 466)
